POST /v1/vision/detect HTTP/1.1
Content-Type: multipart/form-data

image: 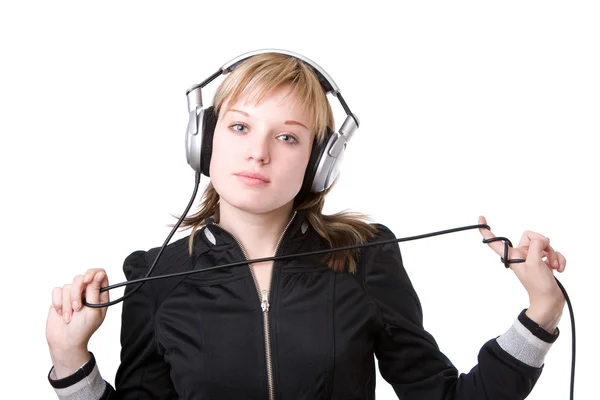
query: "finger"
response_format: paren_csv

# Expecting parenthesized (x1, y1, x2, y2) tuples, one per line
(99, 272, 110, 305)
(527, 238, 546, 265)
(70, 275, 85, 312)
(83, 268, 105, 285)
(543, 258, 551, 268)
(519, 231, 551, 261)
(556, 251, 567, 272)
(51, 287, 63, 315)
(85, 270, 108, 306)
(518, 231, 559, 270)
(541, 252, 556, 269)
(62, 285, 72, 323)
(478, 216, 505, 257)
(517, 230, 549, 248)
(542, 249, 566, 273)
(544, 243, 560, 271)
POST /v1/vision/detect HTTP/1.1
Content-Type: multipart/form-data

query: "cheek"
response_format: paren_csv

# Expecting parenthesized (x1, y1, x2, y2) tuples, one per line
(208, 136, 230, 196)
(209, 129, 233, 172)
(279, 151, 311, 188)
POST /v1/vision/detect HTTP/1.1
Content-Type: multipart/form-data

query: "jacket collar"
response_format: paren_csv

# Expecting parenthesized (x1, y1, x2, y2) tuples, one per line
(200, 209, 310, 248)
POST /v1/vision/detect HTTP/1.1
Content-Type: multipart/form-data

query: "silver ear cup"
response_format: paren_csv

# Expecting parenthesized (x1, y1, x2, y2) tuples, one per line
(311, 133, 345, 193)
(326, 149, 344, 189)
(185, 108, 205, 174)
(310, 115, 357, 193)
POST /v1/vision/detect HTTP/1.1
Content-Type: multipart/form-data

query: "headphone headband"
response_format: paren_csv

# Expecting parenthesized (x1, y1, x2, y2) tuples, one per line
(185, 49, 357, 127)
(221, 49, 340, 94)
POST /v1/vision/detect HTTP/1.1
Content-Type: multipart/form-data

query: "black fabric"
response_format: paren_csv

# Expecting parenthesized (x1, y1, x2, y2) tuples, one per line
(50, 214, 554, 399)
(518, 309, 560, 343)
(47, 352, 96, 389)
(200, 106, 218, 176)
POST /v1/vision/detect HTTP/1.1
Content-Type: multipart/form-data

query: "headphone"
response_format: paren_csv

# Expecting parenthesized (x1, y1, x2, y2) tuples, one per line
(184, 49, 360, 196)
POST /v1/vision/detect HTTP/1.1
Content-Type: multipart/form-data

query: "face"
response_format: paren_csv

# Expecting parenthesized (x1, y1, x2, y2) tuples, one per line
(210, 84, 314, 216)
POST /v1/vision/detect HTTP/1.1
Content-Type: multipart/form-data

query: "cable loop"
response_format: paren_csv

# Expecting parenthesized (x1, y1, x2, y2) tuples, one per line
(482, 236, 526, 268)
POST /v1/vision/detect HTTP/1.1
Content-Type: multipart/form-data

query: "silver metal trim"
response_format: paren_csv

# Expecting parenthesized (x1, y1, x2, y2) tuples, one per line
(186, 87, 202, 113)
(203, 227, 216, 245)
(338, 115, 358, 142)
(185, 108, 204, 173)
(311, 133, 338, 192)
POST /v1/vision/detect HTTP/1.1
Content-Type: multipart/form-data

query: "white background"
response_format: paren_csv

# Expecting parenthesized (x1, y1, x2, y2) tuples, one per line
(1, 1, 598, 398)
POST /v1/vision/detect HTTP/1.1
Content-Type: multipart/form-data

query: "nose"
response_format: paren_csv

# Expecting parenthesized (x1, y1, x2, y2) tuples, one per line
(245, 131, 270, 164)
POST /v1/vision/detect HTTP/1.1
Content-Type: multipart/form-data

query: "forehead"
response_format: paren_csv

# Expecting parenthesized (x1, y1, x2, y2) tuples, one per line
(221, 84, 312, 124)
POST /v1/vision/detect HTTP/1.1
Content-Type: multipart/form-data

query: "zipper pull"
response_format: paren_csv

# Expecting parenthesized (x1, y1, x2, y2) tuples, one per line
(261, 290, 270, 312)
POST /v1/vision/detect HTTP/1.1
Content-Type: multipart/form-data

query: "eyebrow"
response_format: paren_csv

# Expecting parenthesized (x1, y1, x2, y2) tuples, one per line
(227, 108, 309, 130)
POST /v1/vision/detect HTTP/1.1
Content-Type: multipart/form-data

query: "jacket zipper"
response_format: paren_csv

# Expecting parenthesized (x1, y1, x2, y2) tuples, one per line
(214, 211, 297, 400)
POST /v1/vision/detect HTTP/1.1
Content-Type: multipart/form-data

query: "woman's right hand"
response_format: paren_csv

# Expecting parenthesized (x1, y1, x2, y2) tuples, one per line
(46, 268, 110, 378)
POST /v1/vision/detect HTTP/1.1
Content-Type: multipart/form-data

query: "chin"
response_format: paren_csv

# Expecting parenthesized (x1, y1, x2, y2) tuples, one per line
(220, 192, 295, 216)
(213, 177, 299, 215)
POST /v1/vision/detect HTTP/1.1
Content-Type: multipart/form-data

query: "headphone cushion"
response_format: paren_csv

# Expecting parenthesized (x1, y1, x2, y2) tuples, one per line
(299, 127, 334, 196)
(200, 106, 218, 176)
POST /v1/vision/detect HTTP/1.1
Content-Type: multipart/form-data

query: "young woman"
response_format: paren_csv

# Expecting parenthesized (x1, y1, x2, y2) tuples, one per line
(46, 51, 567, 399)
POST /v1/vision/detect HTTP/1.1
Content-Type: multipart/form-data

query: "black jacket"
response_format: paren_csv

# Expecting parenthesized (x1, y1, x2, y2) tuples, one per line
(52, 211, 552, 399)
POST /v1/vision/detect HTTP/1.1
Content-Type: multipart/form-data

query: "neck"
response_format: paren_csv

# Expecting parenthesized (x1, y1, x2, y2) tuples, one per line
(216, 201, 295, 259)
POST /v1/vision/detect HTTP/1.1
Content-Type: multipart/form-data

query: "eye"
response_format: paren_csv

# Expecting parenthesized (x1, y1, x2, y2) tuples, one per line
(277, 134, 298, 144)
(229, 123, 248, 133)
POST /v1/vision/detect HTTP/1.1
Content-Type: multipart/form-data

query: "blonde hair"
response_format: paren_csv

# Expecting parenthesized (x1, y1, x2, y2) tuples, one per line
(176, 53, 377, 273)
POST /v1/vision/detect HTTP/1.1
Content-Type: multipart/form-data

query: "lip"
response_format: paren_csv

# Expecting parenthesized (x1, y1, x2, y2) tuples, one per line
(234, 171, 271, 184)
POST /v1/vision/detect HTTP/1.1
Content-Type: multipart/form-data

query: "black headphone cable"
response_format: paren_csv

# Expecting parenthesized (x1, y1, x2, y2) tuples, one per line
(81, 172, 575, 399)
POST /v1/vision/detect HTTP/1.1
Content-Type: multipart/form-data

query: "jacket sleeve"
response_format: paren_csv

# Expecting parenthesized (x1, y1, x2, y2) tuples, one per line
(364, 224, 558, 400)
(112, 249, 176, 398)
(48, 250, 176, 399)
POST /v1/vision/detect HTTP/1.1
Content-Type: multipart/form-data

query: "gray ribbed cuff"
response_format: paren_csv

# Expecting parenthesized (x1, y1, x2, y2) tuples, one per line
(496, 317, 553, 368)
(49, 363, 106, 400)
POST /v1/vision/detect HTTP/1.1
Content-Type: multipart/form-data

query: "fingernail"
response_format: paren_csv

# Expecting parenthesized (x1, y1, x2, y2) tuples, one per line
(63, 312, 70, 323)
(72, 301, 80, 311)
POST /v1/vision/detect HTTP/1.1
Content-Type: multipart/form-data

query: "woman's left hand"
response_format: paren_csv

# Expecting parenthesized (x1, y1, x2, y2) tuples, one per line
(478, 216, 566, 332)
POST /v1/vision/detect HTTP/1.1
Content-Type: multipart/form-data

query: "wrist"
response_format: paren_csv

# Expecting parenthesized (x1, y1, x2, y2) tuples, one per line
(50, 347, 91, 379)
(525, 301, 564, 334)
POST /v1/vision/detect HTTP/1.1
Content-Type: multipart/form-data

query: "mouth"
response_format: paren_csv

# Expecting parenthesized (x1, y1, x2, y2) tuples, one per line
(234, 171, 271, 185)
